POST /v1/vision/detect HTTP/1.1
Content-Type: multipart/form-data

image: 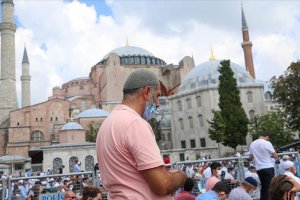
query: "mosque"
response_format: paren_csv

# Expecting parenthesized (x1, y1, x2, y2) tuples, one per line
(0, 0, 272, 175)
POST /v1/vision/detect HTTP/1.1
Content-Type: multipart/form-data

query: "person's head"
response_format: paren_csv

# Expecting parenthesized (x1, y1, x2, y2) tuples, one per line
(259, 130, 270, 140)
(242, 177, 257, 193)
(64, 191, 76, 200)
(284, 160, 297, 174)
(210, 162, 222, 176)
(268, 175, 294, 200)
(82, 185, 102, 200)
(183, 178, 194, 192)
(212, 181, 231, 200)
(248, 165, 256, 173)
(282, 155, 290, 161)
(122, 69, 161, 120)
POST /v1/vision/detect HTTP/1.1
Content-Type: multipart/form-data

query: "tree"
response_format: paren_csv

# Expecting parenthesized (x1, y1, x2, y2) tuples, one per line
(208, 110, 225, 157)
(249, 109, 294, 148)
(86, 121, 100, 142)
(218, 60, 249, 150)
(271, 61, 300, 131)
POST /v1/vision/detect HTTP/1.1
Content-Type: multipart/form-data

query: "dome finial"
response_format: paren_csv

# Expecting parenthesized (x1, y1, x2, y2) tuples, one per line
(209, 46, 216, 61)
(125, 37, 129, 47)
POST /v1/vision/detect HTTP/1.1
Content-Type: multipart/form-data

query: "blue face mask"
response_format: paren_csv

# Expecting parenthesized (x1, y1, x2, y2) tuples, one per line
(142, 103, 157, 121)
(142, 91, 157, 121)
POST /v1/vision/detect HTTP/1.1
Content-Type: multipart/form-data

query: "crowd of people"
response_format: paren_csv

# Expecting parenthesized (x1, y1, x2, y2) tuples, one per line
(0, 173, 106, 200)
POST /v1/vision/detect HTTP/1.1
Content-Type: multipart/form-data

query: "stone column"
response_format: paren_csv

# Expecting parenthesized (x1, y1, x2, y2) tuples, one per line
(0, 0, 17, 124)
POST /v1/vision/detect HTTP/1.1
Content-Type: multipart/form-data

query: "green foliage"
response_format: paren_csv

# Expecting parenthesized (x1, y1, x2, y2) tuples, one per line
(249, 109, 295, 148)
(86, 121, 100, 142)
(208, 110, 224, 143)
(271, 61, 300, 131)
(149, 118, 162, 142)
(218, 60, 249, 150)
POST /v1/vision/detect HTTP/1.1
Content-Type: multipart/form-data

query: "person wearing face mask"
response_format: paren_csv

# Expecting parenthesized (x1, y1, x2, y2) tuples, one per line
(205, 162, 222, 191)
(283, 160, 300, 200)
(228, 177, 257, 200)
(96, 69, 187, 200)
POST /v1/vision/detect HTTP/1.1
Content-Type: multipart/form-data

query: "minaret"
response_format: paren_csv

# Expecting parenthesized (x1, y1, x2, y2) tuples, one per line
(241, 5, 256, 79)
(21, 46, 31, 107)
(0, 0, 17, 124)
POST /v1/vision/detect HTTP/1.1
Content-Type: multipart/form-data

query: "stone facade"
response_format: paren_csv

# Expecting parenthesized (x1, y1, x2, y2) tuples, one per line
(6, 98, 70, 156)
(168, 60, 267, 158)
(41, 143, 96, 173)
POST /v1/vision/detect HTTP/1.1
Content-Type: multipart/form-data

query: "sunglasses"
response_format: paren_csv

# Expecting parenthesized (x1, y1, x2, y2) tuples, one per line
(66, 197, 76, 200)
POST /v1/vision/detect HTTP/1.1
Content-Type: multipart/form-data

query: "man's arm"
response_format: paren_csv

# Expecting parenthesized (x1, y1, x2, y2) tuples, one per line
(249, 154, 254, 161)
(141, 166, 187, 195)
(272, 151, 278, 159)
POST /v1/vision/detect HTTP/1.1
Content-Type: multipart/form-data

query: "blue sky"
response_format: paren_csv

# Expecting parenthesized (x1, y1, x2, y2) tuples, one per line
(1, 0, 300, 105)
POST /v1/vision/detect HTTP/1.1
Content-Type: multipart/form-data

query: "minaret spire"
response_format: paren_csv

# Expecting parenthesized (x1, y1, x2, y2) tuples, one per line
(241, 4, 256, 79)
(241, 3, 248, 31)
(0, 0, 18, 124)
(21, 45, 31, 107)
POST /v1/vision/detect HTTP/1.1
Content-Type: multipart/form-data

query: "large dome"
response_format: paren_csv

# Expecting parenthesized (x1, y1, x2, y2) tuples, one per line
(99, 45, 166, 66)
(103, 46, 154, 59)
(179, 60, 255, 93)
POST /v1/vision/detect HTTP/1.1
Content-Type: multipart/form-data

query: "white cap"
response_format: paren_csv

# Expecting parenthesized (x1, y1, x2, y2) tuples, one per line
(283, 160, 294, 170)
(41, 181, 47, 185)
(48, 178, 55, 182)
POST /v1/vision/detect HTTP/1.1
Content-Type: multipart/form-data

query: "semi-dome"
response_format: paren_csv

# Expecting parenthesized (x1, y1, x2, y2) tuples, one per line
(99, 45, 166, 66)
(61, 122, 83, 131)
(75, 109, 109, 119)
(179, 60, 256, 93)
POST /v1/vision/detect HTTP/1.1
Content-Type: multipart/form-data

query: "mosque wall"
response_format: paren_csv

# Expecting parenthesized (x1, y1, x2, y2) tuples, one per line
(42, 145, 96, 173)
(59, 130, 86, 143)
(169, 82, 266, 156)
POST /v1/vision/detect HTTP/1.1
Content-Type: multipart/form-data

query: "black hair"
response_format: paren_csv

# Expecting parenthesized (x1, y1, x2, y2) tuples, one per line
(212, 181, 231, 194)
(210, 162, 222, 173)
(183, 178, 194, 192)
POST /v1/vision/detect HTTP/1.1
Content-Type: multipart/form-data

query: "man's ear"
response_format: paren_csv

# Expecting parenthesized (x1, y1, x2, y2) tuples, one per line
(142, 86, 151, 99)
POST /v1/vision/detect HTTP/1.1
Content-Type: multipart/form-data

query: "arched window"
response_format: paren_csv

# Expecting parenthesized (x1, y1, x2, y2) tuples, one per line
(80, 100, 86, 111)
(85, 155, 94, 171)
(186, 98, 192, 109)
(167, 132, 171, 141)
(179, 118, 184, 130)
(53, 157, 62, 174)
(188, 116, 193, 128)
(141, 57, 145, 64)
(31, 131, 44, 141)
(196, 96, 201, 107)
(249, 110, 255, 121)
(247, 91, 253, 103)
(265, 92, 272, 101)
(198, 114, 204, 127)
(69, 156, 78, 173)
(177, 101, 182, 111)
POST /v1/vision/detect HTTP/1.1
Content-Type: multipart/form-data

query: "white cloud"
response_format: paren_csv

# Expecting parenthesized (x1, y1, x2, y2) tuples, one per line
(8, 0, 300, 106)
